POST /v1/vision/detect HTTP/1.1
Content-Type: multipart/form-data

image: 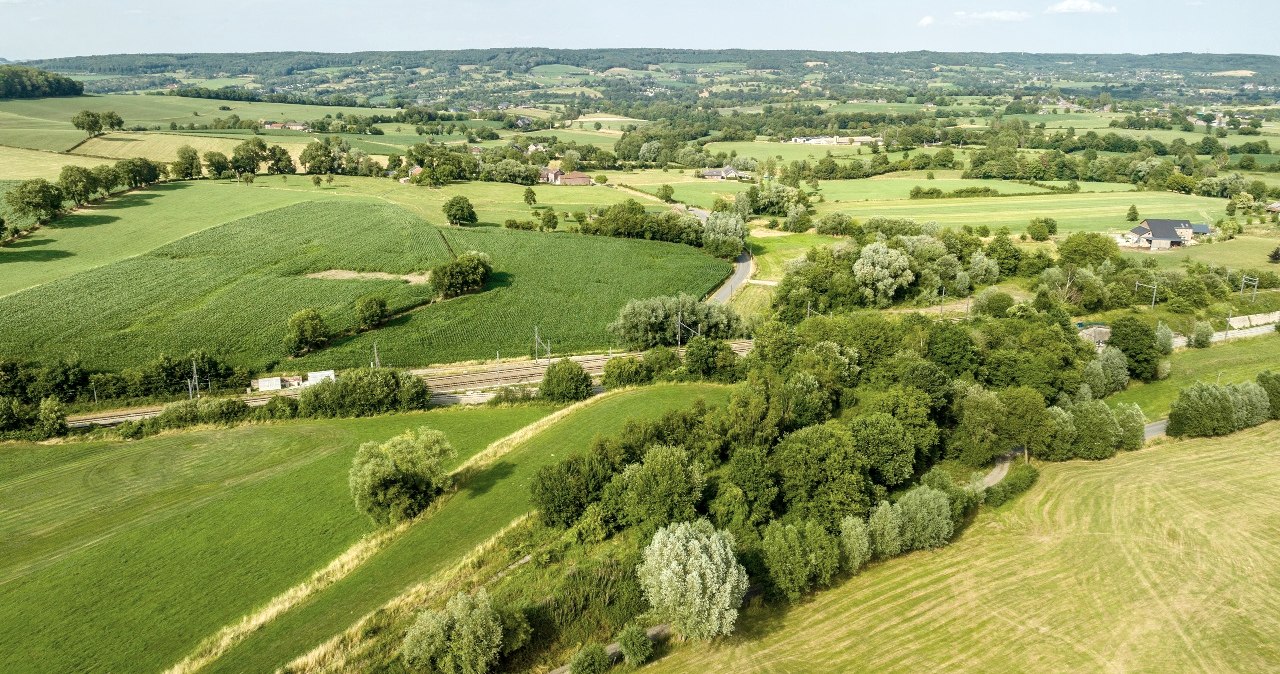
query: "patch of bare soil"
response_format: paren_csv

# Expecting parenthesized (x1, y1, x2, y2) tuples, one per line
(306, 269, 430, 285)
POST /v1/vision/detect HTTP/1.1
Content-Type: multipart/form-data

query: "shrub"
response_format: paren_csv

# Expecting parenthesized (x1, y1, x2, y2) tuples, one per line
(616, 623, 653, 667)
(838, 515, 871, 573)
(1191, 321, 1213, 348)
(972, 288, 1014, 317)
(896, 485, 954, 551)
(601, 356, 652, 389)
(1167, 382, 1236, 437)
(540, 358, 593, 402)
(984, 463, 1039, 507)
(256, 395, 298, 420)
(1229, 382, 1271, 431)
(432, 251, 492, 298)
(816, 212, 859, 236)
(355, 296, 388, 331)
(1114, 403, 1146, 450)
(1258, 370, 1280, 419)
(637, 519, 748, 640)
(401, 589, 503, 674)
(530, 453, 609, 528)
(349, 427, 455, 525)
(761, 519, 839, 601)
(610, 444, 704, 532)
(297, 368, 430, 418)
(284, 308, 330, 356)
(609, 294, 740, 350)
(867, 500, 904, 560)
(643, 346, 682, 379)
(682, 336, 739, 382)
(1072, 400, 1121, 460)
(570, 643, 610, 674)
(702, 212, 747, 259)
(1154, 322, 1174, 356)
(33, 397, 67, 439)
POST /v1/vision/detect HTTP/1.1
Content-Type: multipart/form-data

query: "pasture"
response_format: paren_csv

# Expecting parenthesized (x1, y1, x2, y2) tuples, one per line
(815, 189, 1225, 234)
(647, 421, 1280, 673)
(1107, 332, 1280, 419)
(1120, 235, 1280, 271)
(0, 404, 553, 674)
(747, 229, 845, 281)
(0, 193, 730, 371)
(202, 384, 732, 674)
(71, 131, 314, 163)
(0, 94, 383, 130)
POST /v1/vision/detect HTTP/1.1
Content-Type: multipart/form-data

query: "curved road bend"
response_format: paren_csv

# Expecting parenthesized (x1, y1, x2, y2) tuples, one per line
(709, 250, 754, 304)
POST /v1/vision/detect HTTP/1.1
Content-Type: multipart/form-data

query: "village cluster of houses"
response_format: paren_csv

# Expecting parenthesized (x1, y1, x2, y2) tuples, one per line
(253, 370, 335, 392)
(1124, 218, 1213, 250)
(787, 135, 881, 146)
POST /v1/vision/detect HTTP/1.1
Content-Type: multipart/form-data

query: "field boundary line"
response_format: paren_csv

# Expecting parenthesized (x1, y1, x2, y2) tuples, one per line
(162, 392, 619, 674)
(284, 515, 534, 674)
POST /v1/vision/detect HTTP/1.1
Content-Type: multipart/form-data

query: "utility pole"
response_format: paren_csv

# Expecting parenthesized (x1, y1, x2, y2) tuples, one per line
(1135, 281, 1158, 308)
(1241, 274, 1259, 302)
(372, 341, 381, 368)
(938, 287, 947, 316)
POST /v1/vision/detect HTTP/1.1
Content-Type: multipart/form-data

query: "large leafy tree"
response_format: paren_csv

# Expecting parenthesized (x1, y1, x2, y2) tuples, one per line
(442, 195, 478, 226)
(1107, 317, 1160, 381)
(57, 165, 97, 206)
(636, 519, 748, 640)
(770, 421, 873, 521)
(349, 427, 455, 525)
(4, 178, 64, 225)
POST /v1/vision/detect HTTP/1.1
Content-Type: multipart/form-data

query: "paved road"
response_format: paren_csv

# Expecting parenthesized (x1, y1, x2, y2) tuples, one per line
(985, 419, 1173, 488)
(1171, 323, 1275, 348)
(709, 250, 754, 304)
(1144, 419, 1168, 440)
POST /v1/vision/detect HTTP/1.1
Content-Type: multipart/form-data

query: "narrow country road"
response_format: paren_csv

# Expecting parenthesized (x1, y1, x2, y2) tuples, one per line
(985, 419, 1173, 487)
(709, 250, 753, 304)
(1144, 419, 1168, 440)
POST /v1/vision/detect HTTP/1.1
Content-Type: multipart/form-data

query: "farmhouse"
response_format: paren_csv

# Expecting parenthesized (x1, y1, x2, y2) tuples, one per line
(1267, 201, 1280, 213)
(538, 167, 564, 184)
(559, 171, 594, 186)
(399, 165, 424, 184)
(700, 167, 742, 180)
(1127, 218, 1209, 250)
(261, 121, 310, 132)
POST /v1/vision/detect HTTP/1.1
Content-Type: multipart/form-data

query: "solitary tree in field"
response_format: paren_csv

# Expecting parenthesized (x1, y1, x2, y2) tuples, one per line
(71, 110, 103, 137)
(442, 195, 478, 226)
(311, 175, 323, 187)
(656, 184, 675, 203)
(1126, 204, 1139, 222)
(355, 296, 388, 331)
(349, 427, 455, 525)
(522, 186, 537, 207)
(284, 308, 330, 355)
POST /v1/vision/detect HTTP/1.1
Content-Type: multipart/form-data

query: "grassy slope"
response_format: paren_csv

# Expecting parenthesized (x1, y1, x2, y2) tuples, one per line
(1120, 235, 1280, 271)
(0, 405, 553, 674)
(208, 384, 732, 674)
(648, 422, 1280, 673)
(0, 193, 730, 370)
(0, 181, 337, 296)
(0, 143, 110, 180)
(1107, 332, 1280, 418)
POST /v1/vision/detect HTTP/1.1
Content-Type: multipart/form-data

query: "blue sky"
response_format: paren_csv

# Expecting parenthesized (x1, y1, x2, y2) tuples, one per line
(1, 0, 1277, 60)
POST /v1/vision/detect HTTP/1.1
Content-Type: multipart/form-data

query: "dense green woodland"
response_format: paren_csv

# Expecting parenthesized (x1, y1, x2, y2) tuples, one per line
(0, 65, 83, 99)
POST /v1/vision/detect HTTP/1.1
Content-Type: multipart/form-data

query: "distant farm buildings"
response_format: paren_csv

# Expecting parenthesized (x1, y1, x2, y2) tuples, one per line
(1126, 218, 1213, 250)
(253, 370, 335, 392)
(788, 135, 880, 146)
(261, 121, 310, 132)
(699, 167, 747, 181)
(537, 168, 592, 185)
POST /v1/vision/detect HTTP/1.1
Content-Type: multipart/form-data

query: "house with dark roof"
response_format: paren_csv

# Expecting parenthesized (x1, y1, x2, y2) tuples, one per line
(1190, 223, 1214, 236)
(1129, 218, 1194, 250)
(700, 167, 743, 180)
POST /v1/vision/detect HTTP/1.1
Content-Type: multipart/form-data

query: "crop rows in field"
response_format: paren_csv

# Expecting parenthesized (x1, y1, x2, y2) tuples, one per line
(0, 199, 730, 371)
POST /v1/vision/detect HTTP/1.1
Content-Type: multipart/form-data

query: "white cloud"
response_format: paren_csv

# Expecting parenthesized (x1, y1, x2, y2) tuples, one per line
(1045, 0, 1118, 13)
(954, 10, 1030, 22)
(917, 15, 935, 27)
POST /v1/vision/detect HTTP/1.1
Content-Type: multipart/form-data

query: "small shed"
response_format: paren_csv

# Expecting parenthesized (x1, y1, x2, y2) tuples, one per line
(256, 376, 283, 391)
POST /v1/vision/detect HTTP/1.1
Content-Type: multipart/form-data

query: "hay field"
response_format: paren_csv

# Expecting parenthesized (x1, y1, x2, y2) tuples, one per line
(649, 421, 1280, 673)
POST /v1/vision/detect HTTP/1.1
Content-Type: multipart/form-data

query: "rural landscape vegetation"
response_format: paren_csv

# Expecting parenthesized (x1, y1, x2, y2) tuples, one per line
(3, 7, 1280, 673)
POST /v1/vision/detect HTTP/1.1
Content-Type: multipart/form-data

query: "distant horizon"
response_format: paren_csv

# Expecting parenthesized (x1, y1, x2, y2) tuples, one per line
(9, 48, 1280, 63)
(2, 0, 1277, 61)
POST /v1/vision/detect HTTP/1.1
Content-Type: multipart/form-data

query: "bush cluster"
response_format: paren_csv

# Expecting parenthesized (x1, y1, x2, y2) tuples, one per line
(298, 368, 431, 418)
(984, 463, 1039, 507)
(1167, 378, 1274, 438)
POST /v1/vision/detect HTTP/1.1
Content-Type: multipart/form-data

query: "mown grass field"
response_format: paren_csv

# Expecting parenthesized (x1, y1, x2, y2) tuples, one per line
(0, 181, 330, 296)
(72, 131, 315, 163)
(0, 143, 110, 180)
(204, 384, 732, 674)
(815, 189, 1224, 234)
(0, 404, 553, 674)
(1120, 235, 1280, 271)
(648, 421, 1280, 673)
(0, 94, 382, 130)
(1107, 332, 1280, 419)
(0, 193, 730, 371)
(747, 229, 844, 281)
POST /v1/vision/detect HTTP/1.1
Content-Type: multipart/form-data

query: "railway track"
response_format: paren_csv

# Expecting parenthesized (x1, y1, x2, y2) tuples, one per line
(66, 340, 755, 428)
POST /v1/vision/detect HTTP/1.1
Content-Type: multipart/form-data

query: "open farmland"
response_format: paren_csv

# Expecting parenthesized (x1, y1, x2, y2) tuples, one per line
(71, 131, 314, 163)
(0, 404, 554, 674)
(0, 197, 731, 371)
(647, 421, 1280, 673)
(815, 189, 1225, 233)
(0, 181, 333, 295)
(1120, 235, 1280, 271)
(0, 144, 110, 180)
(0, 93, 382, 130)
(200, 384, 731, 674)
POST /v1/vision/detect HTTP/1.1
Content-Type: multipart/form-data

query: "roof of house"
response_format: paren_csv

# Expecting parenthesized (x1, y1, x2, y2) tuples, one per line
(1191, 223, 1213, 235)
(1139, 219, 1191, 241)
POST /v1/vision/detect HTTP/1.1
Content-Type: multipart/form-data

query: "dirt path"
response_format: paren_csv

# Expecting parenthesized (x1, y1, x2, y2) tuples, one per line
(306, 270, 430, 284)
